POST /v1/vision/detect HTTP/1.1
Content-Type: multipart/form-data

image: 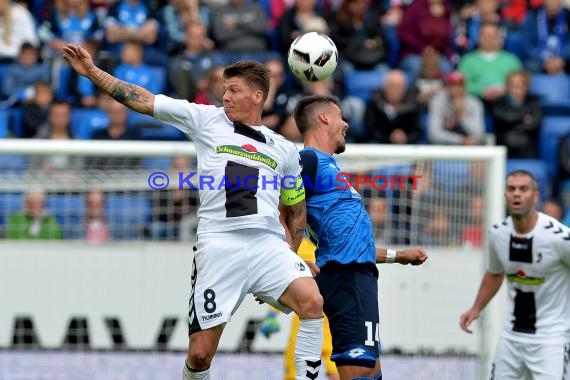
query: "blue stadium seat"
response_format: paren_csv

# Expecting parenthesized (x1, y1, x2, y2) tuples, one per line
(504, 30, 525, 60)
(0, 109, 8, 138)
(149, 66, 166, 94)
(46, 194, 86, 239)
(142, 156, 173, 170)
(71, 108, 109, 139)
(539, 116, 570, 179)
(128, 111, 156, 127)
(105, 193, 152, 239)
(128, 111, 186, 140)
(9, 107, 23, 137)
(432, 160, 471, 192)
(0, 154, 27, 172)
(54, 64, 73, 102)
(506, 159, 549, 200)
(0, 192, 24, 228)
(529, 74, 570, 107)
(344, 69, 386, 102)
(0, 64, 11, 97)
(484, 113, 494, 133)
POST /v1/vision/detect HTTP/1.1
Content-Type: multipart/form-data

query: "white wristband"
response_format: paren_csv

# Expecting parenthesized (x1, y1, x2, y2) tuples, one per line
(386, 249, 397, 264)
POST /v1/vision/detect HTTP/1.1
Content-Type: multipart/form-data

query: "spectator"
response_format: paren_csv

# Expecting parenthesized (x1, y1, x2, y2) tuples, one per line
(491, 70, 542, 158)
(277, 0, 326, 55)
(194, 66, 224, 107)
(363, 69, 422, 144)
(5, 188, 63, 240)
(454, 0, 503, 55)
(363, 188, 388, 243)
(421, 209, 459, 246)
(38, 0, 103, 60)
(391, 163, 439, 245)
(461, 194, 485, 247)
(262, 58, 295, 133)
(88, 100, 141, 169)
(287, 77, 365, 142)
(457, 160, 486, 196)
(458, 22, 522, 103)
(556, 131, 570, 198)
(33, 101, 84, 172)
(329, 0, 389, 72)
(428, 71, 486, 145)
(1, 43, 50, 103)
(210, 0, 269, 53)
(85, 190, 110, 244)
(21, 81, 54, 138)
(541, 198, 564, 220)
(91, 100, 140, 141)
(408, 48, 445, 109)
(500, 0, 542, 26)
(168, 21, 226, 102)
(34, 100, 72, 140)
(158, 0, 207, 55)
(397, 0, 454, 78)
(0, 0, 38, 63)
(114, 40, 164, 94)
(103, 0, 163, 65)
(522, 0, 570, 74)
(149, 155, 199, 240)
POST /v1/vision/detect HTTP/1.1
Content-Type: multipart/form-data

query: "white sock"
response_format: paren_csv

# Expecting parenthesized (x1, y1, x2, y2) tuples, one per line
(182, 362, 210, 380)
(295, 317, 324, 380)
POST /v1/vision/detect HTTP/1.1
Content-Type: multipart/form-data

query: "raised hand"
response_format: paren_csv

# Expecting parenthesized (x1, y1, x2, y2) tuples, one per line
(62, 44, 95, 77)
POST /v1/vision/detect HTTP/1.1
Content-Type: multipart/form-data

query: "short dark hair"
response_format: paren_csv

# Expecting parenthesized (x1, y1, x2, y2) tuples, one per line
(507, 170, 539, 191)
(223, 61, 270, 102)
(20, 42, 36, 53)
(293, 95, 340, 135)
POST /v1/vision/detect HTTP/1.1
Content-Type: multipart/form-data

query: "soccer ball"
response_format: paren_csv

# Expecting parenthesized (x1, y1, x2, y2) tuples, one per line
(287, 32, 338, 82)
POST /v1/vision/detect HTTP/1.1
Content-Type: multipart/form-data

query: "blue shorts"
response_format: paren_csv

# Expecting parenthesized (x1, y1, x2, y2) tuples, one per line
(317, 261, 381, 368)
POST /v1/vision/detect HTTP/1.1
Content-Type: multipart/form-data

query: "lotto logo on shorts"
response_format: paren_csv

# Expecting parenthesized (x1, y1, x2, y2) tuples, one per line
(295, 262, 306, 271)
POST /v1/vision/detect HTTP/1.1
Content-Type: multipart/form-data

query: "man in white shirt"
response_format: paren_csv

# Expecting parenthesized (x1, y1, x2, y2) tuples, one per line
(460, 170, 570, 379)
(62, 44, 324, 380)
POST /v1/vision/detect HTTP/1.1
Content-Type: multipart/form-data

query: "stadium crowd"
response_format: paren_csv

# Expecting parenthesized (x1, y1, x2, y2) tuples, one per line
(2, 0, 570, 243)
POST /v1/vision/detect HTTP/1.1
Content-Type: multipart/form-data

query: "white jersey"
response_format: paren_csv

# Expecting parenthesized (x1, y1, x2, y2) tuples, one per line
(488, 212, 570, 344)
(153, 95, 301, 236)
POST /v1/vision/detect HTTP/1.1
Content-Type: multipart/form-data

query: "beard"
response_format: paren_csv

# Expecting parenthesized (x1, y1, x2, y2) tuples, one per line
(335, 141, 346, 155)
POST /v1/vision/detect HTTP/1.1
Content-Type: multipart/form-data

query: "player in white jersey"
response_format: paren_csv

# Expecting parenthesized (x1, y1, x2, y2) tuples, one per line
(460, 170, 570, 380)
(62, 45, 325, 380)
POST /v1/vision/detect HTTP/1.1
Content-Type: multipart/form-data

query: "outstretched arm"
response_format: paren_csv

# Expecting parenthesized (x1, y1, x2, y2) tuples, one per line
(62, 44, 154, 115)
(376, 246, 428, 265)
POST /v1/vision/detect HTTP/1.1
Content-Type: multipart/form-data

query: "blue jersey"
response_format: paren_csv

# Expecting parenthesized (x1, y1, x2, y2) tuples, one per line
(300, 148, 376, 267)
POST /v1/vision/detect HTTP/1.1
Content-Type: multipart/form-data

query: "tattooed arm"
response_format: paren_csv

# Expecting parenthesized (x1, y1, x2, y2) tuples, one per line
(62, 44, 154, 115)
(279, 200, 306, 253)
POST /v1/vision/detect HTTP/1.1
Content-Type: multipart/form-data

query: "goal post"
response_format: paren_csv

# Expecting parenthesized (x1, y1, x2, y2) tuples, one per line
(0, 139, 506, 380)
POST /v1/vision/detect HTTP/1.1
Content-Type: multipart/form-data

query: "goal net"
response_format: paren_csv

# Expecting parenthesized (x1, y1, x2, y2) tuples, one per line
(0, 139, 506, 380)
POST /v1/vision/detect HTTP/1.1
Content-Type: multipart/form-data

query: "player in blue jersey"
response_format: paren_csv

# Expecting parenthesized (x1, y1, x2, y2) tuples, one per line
(292, 95, 428, 380)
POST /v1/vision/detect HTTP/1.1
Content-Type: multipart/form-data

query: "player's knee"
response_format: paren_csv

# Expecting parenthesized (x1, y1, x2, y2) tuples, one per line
(297, 291, 323, 319)
(186, 349, 213, 370)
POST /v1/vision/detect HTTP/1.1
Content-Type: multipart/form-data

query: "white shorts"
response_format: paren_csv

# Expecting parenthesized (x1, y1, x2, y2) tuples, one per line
(490, 337, 570, 380)
(187, 229, 313, 334)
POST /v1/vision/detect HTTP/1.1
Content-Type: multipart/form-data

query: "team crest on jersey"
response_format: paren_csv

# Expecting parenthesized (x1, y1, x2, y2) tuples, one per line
(216, 145, 278, 169)
(295, 262, 306, 271)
